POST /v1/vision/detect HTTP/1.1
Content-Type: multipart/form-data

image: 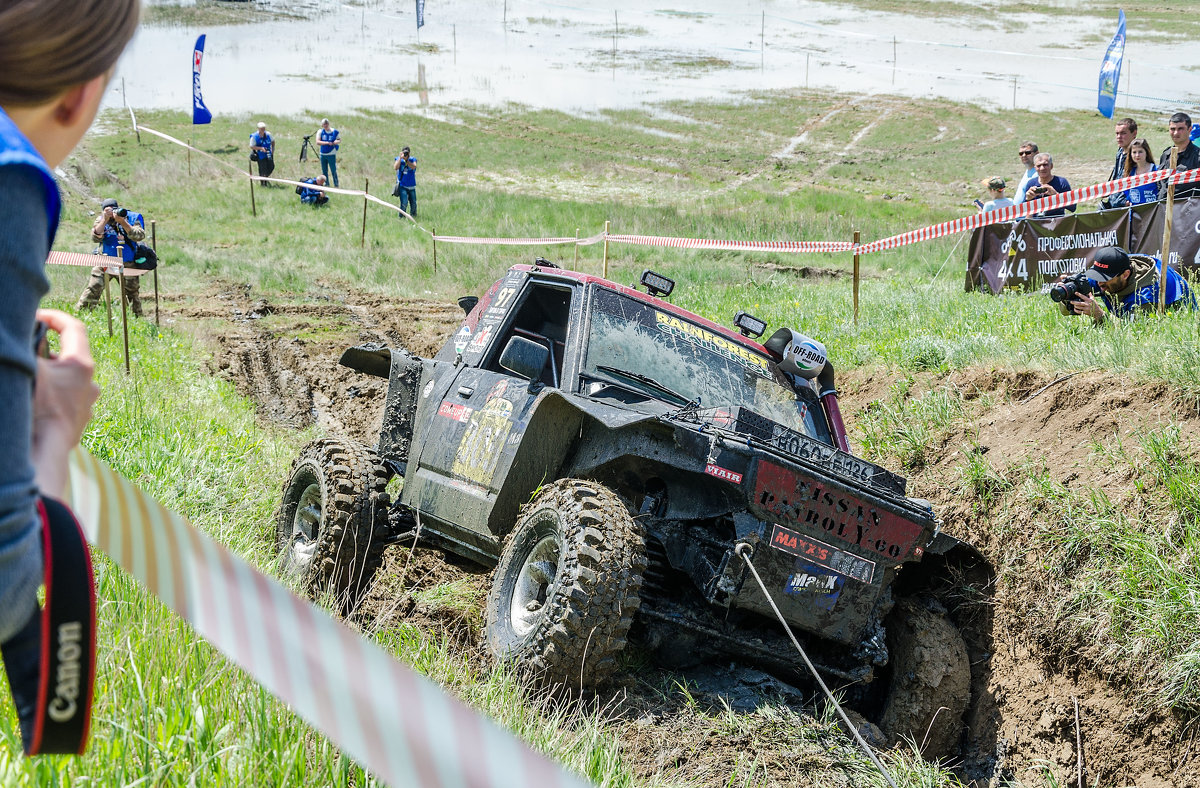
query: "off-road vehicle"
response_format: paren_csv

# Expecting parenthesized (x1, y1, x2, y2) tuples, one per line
(276, 262, 984, 757)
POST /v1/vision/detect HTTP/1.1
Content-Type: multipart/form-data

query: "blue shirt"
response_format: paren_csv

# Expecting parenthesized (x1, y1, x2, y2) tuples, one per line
(1014, 166, 1037, 205)
(318, 128, 339, 155)
(1023, 176, 1075, 217)
(1100, 258, 1195, 319)
(249, 131, 273, 159)
(1123, 165, 1159, 205)
(395, 156, 417, 188)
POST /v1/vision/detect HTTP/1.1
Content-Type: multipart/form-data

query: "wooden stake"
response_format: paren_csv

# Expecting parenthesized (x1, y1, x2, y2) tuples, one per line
(574, 228, 580, 268)
(249, 159, 257, 217)
(603, 220, 611, 279)
(187, 138, 192, 177)
(1160, 146, 1178, 313)
(853, 230, 861, 324)
(432, 228, 437, 272)
(151, 220, 160, 327)
(361, 178, 369, 248)
(104, 252, 114, 338)
(119, 268, 131, 374)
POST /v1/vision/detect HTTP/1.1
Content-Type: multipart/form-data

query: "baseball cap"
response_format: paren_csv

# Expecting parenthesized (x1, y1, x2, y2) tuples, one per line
(986, 176, 1006, 190)
(101, 198, 118, 210)
(1086, 247, 1132, 282)
(257, 122, 266, 129)
(321, 118, 330, 124)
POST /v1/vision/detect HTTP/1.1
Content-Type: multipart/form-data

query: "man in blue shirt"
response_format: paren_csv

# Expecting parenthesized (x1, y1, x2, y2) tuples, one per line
(75, 197, 147, 317)
(315, 118, 341, 187)
(297, 175, 329, 206)
(1023, 153, 1075, 218)
(249, 121, 275, 183)
(1063, 246, 1194, 324)
(394, 146, 417, 219)
(1013, 142, 1038, 205)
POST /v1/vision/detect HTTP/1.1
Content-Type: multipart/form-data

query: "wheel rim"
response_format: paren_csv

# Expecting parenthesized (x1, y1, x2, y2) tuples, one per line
(285, 480, 323, 574)
(510, 534, 560, 636)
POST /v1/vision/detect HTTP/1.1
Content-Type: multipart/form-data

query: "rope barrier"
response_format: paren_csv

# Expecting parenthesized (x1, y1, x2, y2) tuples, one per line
(65, 447, 592, 788)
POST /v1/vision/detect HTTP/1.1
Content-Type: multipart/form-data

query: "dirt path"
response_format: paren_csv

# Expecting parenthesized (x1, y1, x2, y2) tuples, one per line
(164, 283, 1199, 787)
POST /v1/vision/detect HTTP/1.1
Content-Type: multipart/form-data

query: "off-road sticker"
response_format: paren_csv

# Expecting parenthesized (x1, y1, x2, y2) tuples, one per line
(654, 312, 772, 377)
(704, 463, 743, 484)
(451, 396, 514, 484)
(755, 460, 923, 560)
(437, 401, 473, 423)
(422, 378, 436, 399)
(467, 325, 493, 352)
(768, 524, 874, 584)
(454, 325, 471, 354)
(784, 562, 845, 611)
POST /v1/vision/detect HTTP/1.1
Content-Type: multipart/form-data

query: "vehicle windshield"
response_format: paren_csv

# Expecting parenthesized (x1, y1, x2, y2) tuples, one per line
(582, 287, 825, 438)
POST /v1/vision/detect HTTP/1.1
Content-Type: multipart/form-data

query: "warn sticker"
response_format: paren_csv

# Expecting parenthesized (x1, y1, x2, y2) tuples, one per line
(437, 401, 473, 422)
(755, 460, 924, 560)
(768, 524, 875, 584)
(704, 464, 743, 484)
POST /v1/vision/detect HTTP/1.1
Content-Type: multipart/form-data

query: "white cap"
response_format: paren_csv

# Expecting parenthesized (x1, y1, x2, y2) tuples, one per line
(257, 122, 266, 129)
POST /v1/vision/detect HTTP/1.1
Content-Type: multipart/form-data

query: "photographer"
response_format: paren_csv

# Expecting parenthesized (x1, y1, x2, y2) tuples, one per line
(249, 121, 275, 183)
(296, 174, 329, 206)
(393, 145, 417, 219)
(1057, 246, 1194, 324)
(75, 198, 147, 317)
(1022, 153, 1076, 218)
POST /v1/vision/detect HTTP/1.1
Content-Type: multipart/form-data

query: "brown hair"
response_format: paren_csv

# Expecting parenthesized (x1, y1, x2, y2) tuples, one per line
(0, 0, 140, 108)
(1124, 138, 1154, 176)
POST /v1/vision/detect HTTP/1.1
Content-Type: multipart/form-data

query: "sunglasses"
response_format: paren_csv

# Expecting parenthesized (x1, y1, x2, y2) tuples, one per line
(1018, 150, 1035, 156)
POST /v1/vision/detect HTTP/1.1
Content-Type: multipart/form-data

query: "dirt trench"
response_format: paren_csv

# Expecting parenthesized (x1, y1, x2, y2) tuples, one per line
(167, 282, 1200, 788)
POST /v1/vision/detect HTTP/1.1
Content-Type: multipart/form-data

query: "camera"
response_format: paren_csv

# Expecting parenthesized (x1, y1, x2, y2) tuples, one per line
(114, 207, 128, 218)
(1048, 270, 1097, 303)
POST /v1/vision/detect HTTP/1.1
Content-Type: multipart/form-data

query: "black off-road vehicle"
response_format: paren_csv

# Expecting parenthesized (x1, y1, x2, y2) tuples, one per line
(276, 262, 983, 757)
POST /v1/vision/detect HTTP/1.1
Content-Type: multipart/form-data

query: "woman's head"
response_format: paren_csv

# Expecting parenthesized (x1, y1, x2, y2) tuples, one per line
(0, 0, 139, 165)
(1129, 138, 1153, 165)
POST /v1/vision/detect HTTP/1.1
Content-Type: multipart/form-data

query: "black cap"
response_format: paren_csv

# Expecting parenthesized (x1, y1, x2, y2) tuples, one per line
(101, 198, 118, 210)
(1087, 247, 1132, 283)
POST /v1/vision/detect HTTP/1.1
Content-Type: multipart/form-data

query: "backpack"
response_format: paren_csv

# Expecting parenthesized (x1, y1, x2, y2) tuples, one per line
(128, 242, 158, 270)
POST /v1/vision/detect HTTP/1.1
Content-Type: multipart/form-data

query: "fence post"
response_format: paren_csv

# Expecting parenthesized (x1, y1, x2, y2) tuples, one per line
(574, 228, 580, 268)
(603, 220, 611, 279)
(853, 230, 861, 325)
(151, 219, 160, 327)
(187, 138, 192, 177)
(248, 160, 257, 217)
(361, 178, 369, 248)
(432, 228, 437, 273)
(1160, 147, 1178, 312)
(119, 268, 131, 374)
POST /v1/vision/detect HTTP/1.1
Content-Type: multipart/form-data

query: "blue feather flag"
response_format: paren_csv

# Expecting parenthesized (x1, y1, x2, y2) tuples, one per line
(1097, 10, 1125, 119)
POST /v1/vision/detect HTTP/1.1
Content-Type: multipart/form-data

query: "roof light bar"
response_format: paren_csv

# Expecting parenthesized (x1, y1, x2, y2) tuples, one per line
(640, 270, 675, 298)
(733, 311, 766, 338)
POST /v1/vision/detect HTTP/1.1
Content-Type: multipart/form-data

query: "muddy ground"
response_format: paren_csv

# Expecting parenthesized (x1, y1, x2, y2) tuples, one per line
(163, 278, 1200, 788)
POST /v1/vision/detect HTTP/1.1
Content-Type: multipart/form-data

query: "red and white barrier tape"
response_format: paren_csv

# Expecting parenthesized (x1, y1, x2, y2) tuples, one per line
(65, 448, 590, 788)
(46, 251, 121, 270)
(432, 231, 607, 247)
(606, 234, 855, 253)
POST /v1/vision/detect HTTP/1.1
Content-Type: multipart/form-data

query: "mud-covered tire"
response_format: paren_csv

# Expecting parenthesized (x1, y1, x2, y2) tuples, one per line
(485, 479, 647, 688)
(276, 438, 391, 608)
(879, 598, 971, 761)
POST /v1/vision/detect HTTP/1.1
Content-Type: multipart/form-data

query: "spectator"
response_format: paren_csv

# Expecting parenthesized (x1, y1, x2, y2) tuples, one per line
(977, 176, 1013, 213)
(1110, 138, 1159, 207)
(1, 0, 132, 751)
(249, 121, 275, 183)
(315, 118, 341, 188)
(75, 198, 148, 317)
(1158, 112, 1200, 202)
(1061, 246, 1194, 324)
(1014, 142, 1038, 204)
(1100, 117, 1136, 209)
(1023, 153, 1076, 218)
(394, 145, 418, 219)
(297, 174, 329, 206)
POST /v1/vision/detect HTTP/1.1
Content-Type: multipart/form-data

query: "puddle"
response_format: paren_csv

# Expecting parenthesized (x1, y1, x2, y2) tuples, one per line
(110, 1, 1199, 118)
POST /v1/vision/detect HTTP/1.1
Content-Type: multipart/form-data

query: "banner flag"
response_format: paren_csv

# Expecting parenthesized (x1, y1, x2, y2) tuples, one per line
(192, 34, 212, 125)
(416, 0, 425, 29)
(1097, 10, 1125, 119)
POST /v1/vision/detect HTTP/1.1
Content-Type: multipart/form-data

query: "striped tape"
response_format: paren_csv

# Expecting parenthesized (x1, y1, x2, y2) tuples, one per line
(605, 234, 855, 253)
(432, 231, 607, 247)
(65, 448, 590, 788)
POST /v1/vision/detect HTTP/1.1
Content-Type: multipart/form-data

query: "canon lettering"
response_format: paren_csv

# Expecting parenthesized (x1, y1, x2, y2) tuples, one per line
(47, 621, 83, 723)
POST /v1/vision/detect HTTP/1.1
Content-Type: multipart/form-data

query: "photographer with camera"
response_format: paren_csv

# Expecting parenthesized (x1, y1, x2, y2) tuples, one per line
(249, 121, 275, 183)
(1053, 246, 1194, 324)
(75, 197, 147, 317)
(393, 145, 417, 219)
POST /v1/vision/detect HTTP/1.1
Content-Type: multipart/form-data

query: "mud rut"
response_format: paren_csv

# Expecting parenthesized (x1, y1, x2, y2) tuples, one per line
(166, 282, 1198, 787)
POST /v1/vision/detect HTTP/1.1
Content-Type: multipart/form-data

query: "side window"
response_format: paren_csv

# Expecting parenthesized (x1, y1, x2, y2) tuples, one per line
(485, 284, 572, 387)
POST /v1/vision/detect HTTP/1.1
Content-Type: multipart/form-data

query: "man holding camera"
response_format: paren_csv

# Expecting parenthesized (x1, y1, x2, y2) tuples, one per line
(1022, 153, 1076, 218)
(1058, 246, 1193, 324)
(75, 197, 146, 317)
(394, 145, 417, 219)
(249, 121, 275, 183)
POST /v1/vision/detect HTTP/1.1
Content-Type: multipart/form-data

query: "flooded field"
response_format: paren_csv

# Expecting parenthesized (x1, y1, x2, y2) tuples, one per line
(111, 0, 1200, 118)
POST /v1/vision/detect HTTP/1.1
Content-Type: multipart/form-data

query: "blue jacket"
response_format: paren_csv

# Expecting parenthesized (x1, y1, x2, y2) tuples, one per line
(249, 131, 273, 159)
(395, 156, 417, 188)
(0, 108, 59, 246)
(98, 211, 144, 262)
(317, 128, 339, 155)
(1100, 256, 1195, 319)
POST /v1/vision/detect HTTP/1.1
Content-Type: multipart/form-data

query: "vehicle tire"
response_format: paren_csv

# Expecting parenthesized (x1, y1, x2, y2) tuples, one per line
(485, 478, 647, 688)
(878, 597, 971, 761)
(276, 438, 391, 608)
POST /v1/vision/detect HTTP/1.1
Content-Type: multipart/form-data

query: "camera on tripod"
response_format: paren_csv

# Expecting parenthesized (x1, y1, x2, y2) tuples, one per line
(1048, 270, 1098, 303)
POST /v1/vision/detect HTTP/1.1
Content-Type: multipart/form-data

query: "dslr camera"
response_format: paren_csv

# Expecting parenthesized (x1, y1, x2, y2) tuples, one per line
(1048, 270, 1097, 303)
(115, 207, 128, 218)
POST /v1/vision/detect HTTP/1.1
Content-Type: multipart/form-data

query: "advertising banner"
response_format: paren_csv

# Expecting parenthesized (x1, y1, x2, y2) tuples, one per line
(1097, 10, 1126, 119)
(191, 34, 212, 125)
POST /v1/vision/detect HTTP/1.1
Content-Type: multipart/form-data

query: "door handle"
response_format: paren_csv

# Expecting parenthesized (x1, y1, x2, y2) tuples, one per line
(457, 386, 475, 398)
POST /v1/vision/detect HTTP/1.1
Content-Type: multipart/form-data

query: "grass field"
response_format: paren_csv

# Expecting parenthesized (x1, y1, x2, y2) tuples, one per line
(10, 70, 1200, 785)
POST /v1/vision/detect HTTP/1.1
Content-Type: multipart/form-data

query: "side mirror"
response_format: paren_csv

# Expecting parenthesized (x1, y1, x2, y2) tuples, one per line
(499, 336, 549, 383)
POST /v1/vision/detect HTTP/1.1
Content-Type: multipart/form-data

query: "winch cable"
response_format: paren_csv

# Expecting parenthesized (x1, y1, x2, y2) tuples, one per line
(733, 543, 900, 788)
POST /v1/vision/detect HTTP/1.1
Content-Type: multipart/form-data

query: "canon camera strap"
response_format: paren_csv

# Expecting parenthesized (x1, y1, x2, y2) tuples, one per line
(0, 496, 97, 755)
